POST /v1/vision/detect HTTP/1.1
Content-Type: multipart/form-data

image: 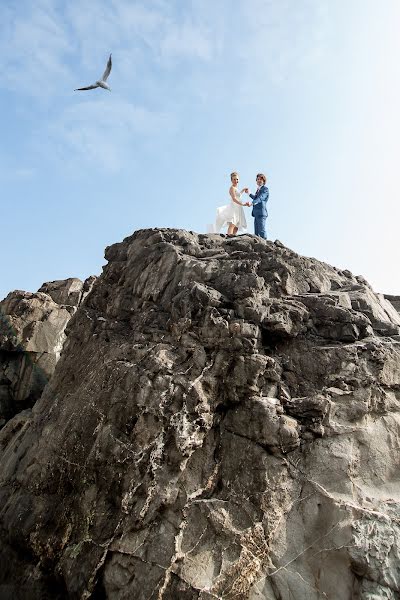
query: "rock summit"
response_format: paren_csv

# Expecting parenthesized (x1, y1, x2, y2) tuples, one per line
(1, 229, 400, 600)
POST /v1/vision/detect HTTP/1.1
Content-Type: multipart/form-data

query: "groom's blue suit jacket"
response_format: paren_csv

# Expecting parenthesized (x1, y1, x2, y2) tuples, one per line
(250, 185, 269, 218)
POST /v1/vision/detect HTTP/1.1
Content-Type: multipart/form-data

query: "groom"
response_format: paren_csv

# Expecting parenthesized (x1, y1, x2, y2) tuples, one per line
(245, 173, 269, 239)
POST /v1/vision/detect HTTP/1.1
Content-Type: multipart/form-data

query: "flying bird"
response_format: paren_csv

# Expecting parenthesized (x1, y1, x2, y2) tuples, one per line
(75, 54, 112, 92)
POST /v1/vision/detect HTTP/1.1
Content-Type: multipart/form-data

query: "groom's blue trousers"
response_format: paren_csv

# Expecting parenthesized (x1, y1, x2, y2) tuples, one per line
(254, 216, 267, 239)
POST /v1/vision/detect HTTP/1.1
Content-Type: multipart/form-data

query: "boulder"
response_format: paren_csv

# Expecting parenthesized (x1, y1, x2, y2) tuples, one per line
(0, 276, 96, 428)
(38, 276, 96, 307)
(385, 294, 400, 316)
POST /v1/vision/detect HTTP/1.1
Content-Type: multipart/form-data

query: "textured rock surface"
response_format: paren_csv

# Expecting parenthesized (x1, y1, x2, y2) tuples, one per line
(38, 277, 96, 308)
(0, 277, 95, 428)
(385, 295, 400, 316)
(0, 229, 400, 600)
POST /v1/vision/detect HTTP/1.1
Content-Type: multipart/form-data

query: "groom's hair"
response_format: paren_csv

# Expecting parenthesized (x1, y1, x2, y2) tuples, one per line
(230, 171, 239, 180)
(257, 173, 266, 184)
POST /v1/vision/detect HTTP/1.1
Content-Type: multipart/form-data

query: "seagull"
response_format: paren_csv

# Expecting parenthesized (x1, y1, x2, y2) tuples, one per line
(75, 54, 112, 92)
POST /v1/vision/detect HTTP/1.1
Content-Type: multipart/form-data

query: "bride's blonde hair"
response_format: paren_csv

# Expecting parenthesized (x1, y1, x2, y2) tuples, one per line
(230, 171, 239, 180)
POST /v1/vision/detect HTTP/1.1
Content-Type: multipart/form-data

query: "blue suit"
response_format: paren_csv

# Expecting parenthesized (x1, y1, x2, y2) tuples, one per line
(249, 185, 269, 239)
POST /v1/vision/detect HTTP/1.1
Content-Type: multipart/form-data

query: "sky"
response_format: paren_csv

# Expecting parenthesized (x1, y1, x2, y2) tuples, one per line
(1, 0, 400, 301)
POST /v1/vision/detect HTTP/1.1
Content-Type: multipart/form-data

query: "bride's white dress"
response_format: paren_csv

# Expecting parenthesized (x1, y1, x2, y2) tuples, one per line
(211, 187, 247, 233)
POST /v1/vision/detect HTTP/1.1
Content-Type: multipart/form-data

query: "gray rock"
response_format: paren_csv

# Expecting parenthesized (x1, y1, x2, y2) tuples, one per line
(385, 295, 400, 316)
(347, 287, 400, 336)
(0, 229, 400, 599)
(38, 276, 96, 307)
(0, 276, 96, 428)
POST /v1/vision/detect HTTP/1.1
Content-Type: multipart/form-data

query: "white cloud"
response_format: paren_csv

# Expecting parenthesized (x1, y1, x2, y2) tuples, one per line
(111, 1, 166, 34)
(0, 0, 332, 173)
(235, 0, 330, 92)
(0, 0, 220, 104)
(0, 3, 74, 98)
(1, 0, 218, 176)
(0, 163, 36, 181)
(42, 97, 176, 173)
(107, 1, 216, 62)
(160, 21, 214, 61)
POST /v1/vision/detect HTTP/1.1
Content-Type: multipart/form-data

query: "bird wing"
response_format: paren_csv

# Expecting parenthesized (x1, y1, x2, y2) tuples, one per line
(102, 54, 112, 81)
(74, 84, 99, 91)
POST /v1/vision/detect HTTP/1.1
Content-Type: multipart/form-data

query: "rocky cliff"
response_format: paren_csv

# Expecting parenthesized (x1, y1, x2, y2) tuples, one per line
(0, 277, 95, 429)
(1, 229, 400, 600)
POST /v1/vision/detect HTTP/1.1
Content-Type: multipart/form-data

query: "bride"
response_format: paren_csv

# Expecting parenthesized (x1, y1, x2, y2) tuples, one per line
(212, 172, 249, 235)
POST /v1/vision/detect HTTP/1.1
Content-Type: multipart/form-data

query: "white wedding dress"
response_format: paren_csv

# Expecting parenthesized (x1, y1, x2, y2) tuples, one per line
(209, 187, 247, 233)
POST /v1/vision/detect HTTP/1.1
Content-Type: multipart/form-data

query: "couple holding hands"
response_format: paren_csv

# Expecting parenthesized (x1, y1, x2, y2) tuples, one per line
(212, 172, 269, 239)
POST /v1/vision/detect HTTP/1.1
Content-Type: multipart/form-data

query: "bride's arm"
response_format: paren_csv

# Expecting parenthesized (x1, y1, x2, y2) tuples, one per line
(229, 186, 246, 206)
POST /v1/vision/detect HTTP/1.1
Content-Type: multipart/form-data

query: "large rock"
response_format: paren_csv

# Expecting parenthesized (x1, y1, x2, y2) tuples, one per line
(0, 229, 399, 600)
(385, 294, 400, 315)
(0, 277, 96, 428)
(38, 277, 96, 307)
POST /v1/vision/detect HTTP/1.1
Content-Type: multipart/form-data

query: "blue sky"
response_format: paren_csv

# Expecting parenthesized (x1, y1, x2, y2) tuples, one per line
(1, 0, 400, 301)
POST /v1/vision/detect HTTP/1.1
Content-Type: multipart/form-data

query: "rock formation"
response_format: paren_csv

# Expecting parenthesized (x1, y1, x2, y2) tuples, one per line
(1, 229, 400, 600)
(385, 294, 400, 316)
(0, 277, 95, 429)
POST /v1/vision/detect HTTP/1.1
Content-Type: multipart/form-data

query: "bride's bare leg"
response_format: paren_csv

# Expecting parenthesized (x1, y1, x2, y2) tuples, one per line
(227, 223, 235, 235)
(233, 226, 238, 235)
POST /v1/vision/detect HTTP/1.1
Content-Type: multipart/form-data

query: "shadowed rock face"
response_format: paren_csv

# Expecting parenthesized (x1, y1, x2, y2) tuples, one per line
(385, 295, 400, 316)
(0, 277, 96, 429)
(0, 229, 400, 600)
